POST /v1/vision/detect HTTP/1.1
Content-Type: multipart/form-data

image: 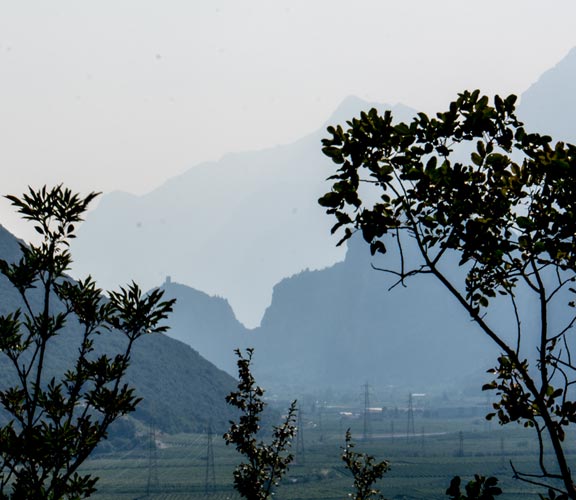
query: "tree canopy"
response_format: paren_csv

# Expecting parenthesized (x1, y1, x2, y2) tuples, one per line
(0, 185, 175, 499)
(320, 90, 576, 499)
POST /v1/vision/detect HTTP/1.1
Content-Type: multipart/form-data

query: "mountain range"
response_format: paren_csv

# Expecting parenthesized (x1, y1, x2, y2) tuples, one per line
(160, 225, 555, 399)
(44, 47, 576, 398)
(69, 98, 416, 328)
(70, 48, 576, 330)
(161, 235, 503, 395)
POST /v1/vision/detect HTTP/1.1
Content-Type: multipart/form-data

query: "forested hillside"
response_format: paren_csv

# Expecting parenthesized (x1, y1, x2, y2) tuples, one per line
(0, 225, 237, 435)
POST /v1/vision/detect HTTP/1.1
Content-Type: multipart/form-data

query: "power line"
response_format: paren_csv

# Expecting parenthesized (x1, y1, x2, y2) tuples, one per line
(295, 407, 305, 464)
(457, 431, 464, 457)
(406, 394, 415, 442)
(420, 426, 426, 456)
(146, 424, 160, 497)
(317, 400, 325, 443)
(362, 383, 372, 440)
(204, 423, 216, 497)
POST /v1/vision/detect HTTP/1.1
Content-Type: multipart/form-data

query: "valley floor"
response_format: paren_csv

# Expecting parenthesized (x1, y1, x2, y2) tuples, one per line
(82, 408, 565, 500)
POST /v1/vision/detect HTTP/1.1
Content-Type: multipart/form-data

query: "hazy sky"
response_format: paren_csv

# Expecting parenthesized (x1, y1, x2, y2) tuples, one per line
(2, 1, 576, 241)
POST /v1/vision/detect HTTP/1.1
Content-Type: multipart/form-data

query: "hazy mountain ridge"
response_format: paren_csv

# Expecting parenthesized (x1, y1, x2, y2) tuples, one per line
(150, 47, 576, 391)
(70, 99, 417, 328)
(62, 48, 576, 397)
(251, 236, 500, 392)
(158, 236, 542, 398)
(71, 41, 576, 330)
(159, 280, 251, 374)
(517, 46, 576, 143)
(161, 236, 502, 394)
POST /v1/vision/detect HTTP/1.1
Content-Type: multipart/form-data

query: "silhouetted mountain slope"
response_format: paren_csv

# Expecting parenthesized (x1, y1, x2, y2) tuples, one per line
(0, 226, 237, 434)
(125, 333, 236, 432)
(248, 236, 501, 392)
(162, 236, 517, 394)
(159, 280, 250, 375)
(69, 98, 417, 328)
(518, 47, 576, 143)
(0, 225, 21, 261)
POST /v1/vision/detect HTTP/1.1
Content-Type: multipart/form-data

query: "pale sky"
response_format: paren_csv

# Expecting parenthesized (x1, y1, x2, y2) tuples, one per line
(2, 0, 576, 242)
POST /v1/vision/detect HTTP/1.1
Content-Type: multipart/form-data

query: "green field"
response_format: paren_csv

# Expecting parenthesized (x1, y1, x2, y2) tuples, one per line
(81, 403, 572, 500)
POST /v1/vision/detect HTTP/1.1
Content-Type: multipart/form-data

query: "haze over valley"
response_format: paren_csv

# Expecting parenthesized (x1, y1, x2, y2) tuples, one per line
(2, 4, 576, 498)
(2, 45, 576, 399)
(59, 47, 576, 396)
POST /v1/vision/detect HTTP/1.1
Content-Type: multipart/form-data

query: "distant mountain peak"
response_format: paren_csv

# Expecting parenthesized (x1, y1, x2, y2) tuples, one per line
(324, 95, 417, 130)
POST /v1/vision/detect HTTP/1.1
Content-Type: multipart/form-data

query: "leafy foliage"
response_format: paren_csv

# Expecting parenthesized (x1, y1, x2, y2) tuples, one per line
(0, 185, 175, 499)
(224, 348, 297, 500)
(446, 475, 502, 500)
(319, 90, 576, 498)
(539, 489, 570, 500)
(341, 429, 389, 500)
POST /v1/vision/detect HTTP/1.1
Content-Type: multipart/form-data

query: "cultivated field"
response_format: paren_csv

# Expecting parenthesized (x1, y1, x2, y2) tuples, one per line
(82, 400, 572, 500)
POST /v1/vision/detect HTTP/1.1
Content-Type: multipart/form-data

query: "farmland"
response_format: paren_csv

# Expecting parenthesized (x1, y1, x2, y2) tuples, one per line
(82, 399, 571, 500)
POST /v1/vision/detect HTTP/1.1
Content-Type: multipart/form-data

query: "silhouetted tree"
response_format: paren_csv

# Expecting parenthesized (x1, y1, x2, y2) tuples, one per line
(224, 348, 297, 500)
(320, 90, 576, 498)
(0, 186, 175, 499)
(446, 475, 502, 500)
(342, 429, 389, 500)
